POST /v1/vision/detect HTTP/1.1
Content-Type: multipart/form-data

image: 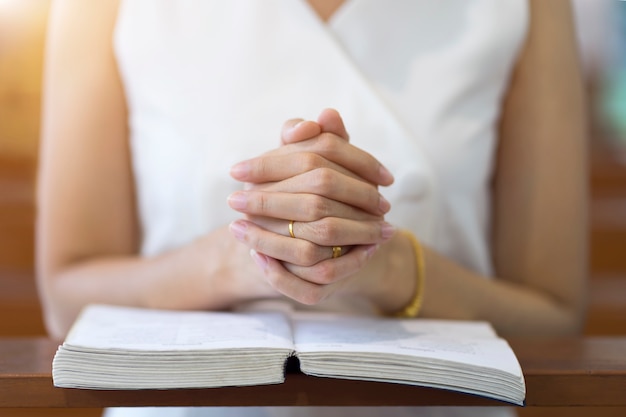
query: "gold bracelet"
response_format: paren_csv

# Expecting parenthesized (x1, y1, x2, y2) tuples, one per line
(391, 230, 425, 318)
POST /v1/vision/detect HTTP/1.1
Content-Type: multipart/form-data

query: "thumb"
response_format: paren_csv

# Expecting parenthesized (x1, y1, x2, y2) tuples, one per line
(317, 108, 349, 141)
(281, 118, 322, 145)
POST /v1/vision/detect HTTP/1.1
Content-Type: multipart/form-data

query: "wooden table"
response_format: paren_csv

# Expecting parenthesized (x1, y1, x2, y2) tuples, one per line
(1, 337, 625, 408)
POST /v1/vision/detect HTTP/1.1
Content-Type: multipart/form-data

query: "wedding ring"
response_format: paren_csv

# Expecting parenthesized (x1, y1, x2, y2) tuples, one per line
(332, 246, 342, 259)
(288, 220, 296, 238)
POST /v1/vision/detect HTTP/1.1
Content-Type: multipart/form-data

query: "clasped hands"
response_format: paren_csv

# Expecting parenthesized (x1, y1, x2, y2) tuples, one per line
(227, 109, 395, 305)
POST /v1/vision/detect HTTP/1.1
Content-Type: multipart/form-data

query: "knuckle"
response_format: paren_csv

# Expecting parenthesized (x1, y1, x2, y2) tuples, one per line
(298, 241, 321, 266)
(299, 152, 324, 172)
(313, 261, 337, 285)
(310, 168, 335, 194)
(314, 218, 342, 245)
(306, 195, 330, 220)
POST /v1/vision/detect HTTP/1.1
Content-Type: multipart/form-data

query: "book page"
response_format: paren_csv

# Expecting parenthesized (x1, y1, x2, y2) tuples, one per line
(292, 313, 522, 376)
(64, 304, 295, 352)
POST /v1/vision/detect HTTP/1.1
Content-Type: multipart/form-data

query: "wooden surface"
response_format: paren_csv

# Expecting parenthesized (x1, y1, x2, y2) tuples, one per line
(0, 337, 625, 408)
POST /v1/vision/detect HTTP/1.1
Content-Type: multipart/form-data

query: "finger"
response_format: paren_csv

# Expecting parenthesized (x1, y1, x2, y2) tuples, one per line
(227, 190, 389, 222)
(260, 168, 390, 216)
(231, 151, 364, 184)
(281, 119, 322, 145)
(283, 244, 379, 285)
(238, 173, 390, 217)
(246, 216, 394, 247)
(249, 250, 331, 305)
(280, 109, 348, 146)
(230, 219, 333, 266)
(232, 134, 393, 186)
(298, 134, 394, 186)
(276, 134, 394, 186)
(228, 190, 381, 222)
(317, 108, 349, 141)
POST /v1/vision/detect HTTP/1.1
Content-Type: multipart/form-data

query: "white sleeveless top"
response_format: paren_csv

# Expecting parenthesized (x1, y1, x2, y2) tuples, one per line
(111, 1, 527, 415)
(115, 0, 527, 278)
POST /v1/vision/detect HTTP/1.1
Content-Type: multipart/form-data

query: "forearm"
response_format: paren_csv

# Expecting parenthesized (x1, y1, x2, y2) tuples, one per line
(344, 233, 585, 337)
(418, 245, 585, 337)
(38, 229, 276, 339)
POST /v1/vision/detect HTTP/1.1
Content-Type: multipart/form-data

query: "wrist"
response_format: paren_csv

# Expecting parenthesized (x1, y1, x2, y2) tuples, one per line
(141, 228, 264, 311)
(195, 230, 279, 308)
(386, 231, 424, 317)
(344, 233, 417, 315)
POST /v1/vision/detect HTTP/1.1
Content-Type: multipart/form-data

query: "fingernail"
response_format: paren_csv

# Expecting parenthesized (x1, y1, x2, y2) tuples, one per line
(382, 222, 396, 240)
(229, 220, 248, 241)
(227, 192, 247, 210)
(365, 244, 379, 259)
(230, 161, 250, 179)
(250, 249, 268, 269)
(379, 165, 394, 184)
(379, 194, 391, 213)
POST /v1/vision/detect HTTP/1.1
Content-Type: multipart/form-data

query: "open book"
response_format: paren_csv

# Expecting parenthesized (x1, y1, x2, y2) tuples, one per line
(52, 304, 526, 405)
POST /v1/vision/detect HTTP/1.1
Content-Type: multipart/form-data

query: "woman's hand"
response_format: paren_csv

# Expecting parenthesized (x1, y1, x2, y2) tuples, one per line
(228, 109, 394, 254)
(232, 109, 394, 190)
(227, 109, 399, 305)
(229, 109, 395, 249)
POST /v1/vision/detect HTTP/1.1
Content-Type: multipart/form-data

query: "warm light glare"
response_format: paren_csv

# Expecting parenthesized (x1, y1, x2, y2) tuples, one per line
(0, 0, 49, 16)
(0, 0, 18, 10)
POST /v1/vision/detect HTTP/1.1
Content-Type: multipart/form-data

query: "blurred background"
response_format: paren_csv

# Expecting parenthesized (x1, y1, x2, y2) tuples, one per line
(0, 1, 625, 416)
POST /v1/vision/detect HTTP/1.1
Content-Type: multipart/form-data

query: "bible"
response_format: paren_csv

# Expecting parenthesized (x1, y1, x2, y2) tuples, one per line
(52, 304, 526, 405)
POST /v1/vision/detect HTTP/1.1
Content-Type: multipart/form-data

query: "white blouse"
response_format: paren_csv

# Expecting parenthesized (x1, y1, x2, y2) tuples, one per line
(115, 0, 527, 278)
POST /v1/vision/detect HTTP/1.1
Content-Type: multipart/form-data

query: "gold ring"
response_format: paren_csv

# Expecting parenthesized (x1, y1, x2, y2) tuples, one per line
(332, 246, 342, 259)
(288, 220, 296, 238)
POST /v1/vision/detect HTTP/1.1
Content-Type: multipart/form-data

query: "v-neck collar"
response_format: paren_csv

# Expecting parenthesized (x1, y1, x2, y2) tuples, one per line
(299, 0, 354, 29)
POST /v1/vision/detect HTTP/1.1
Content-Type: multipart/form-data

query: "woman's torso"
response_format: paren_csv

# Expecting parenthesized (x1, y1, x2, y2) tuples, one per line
(115, 0, 527, 280)
(111, 2, 528, 416)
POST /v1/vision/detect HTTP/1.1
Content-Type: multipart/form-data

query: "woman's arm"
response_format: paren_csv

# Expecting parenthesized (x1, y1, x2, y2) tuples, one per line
(484, 0, 587, 335)
(36, 0, 278, 339)
(389, 0, 587, 336)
